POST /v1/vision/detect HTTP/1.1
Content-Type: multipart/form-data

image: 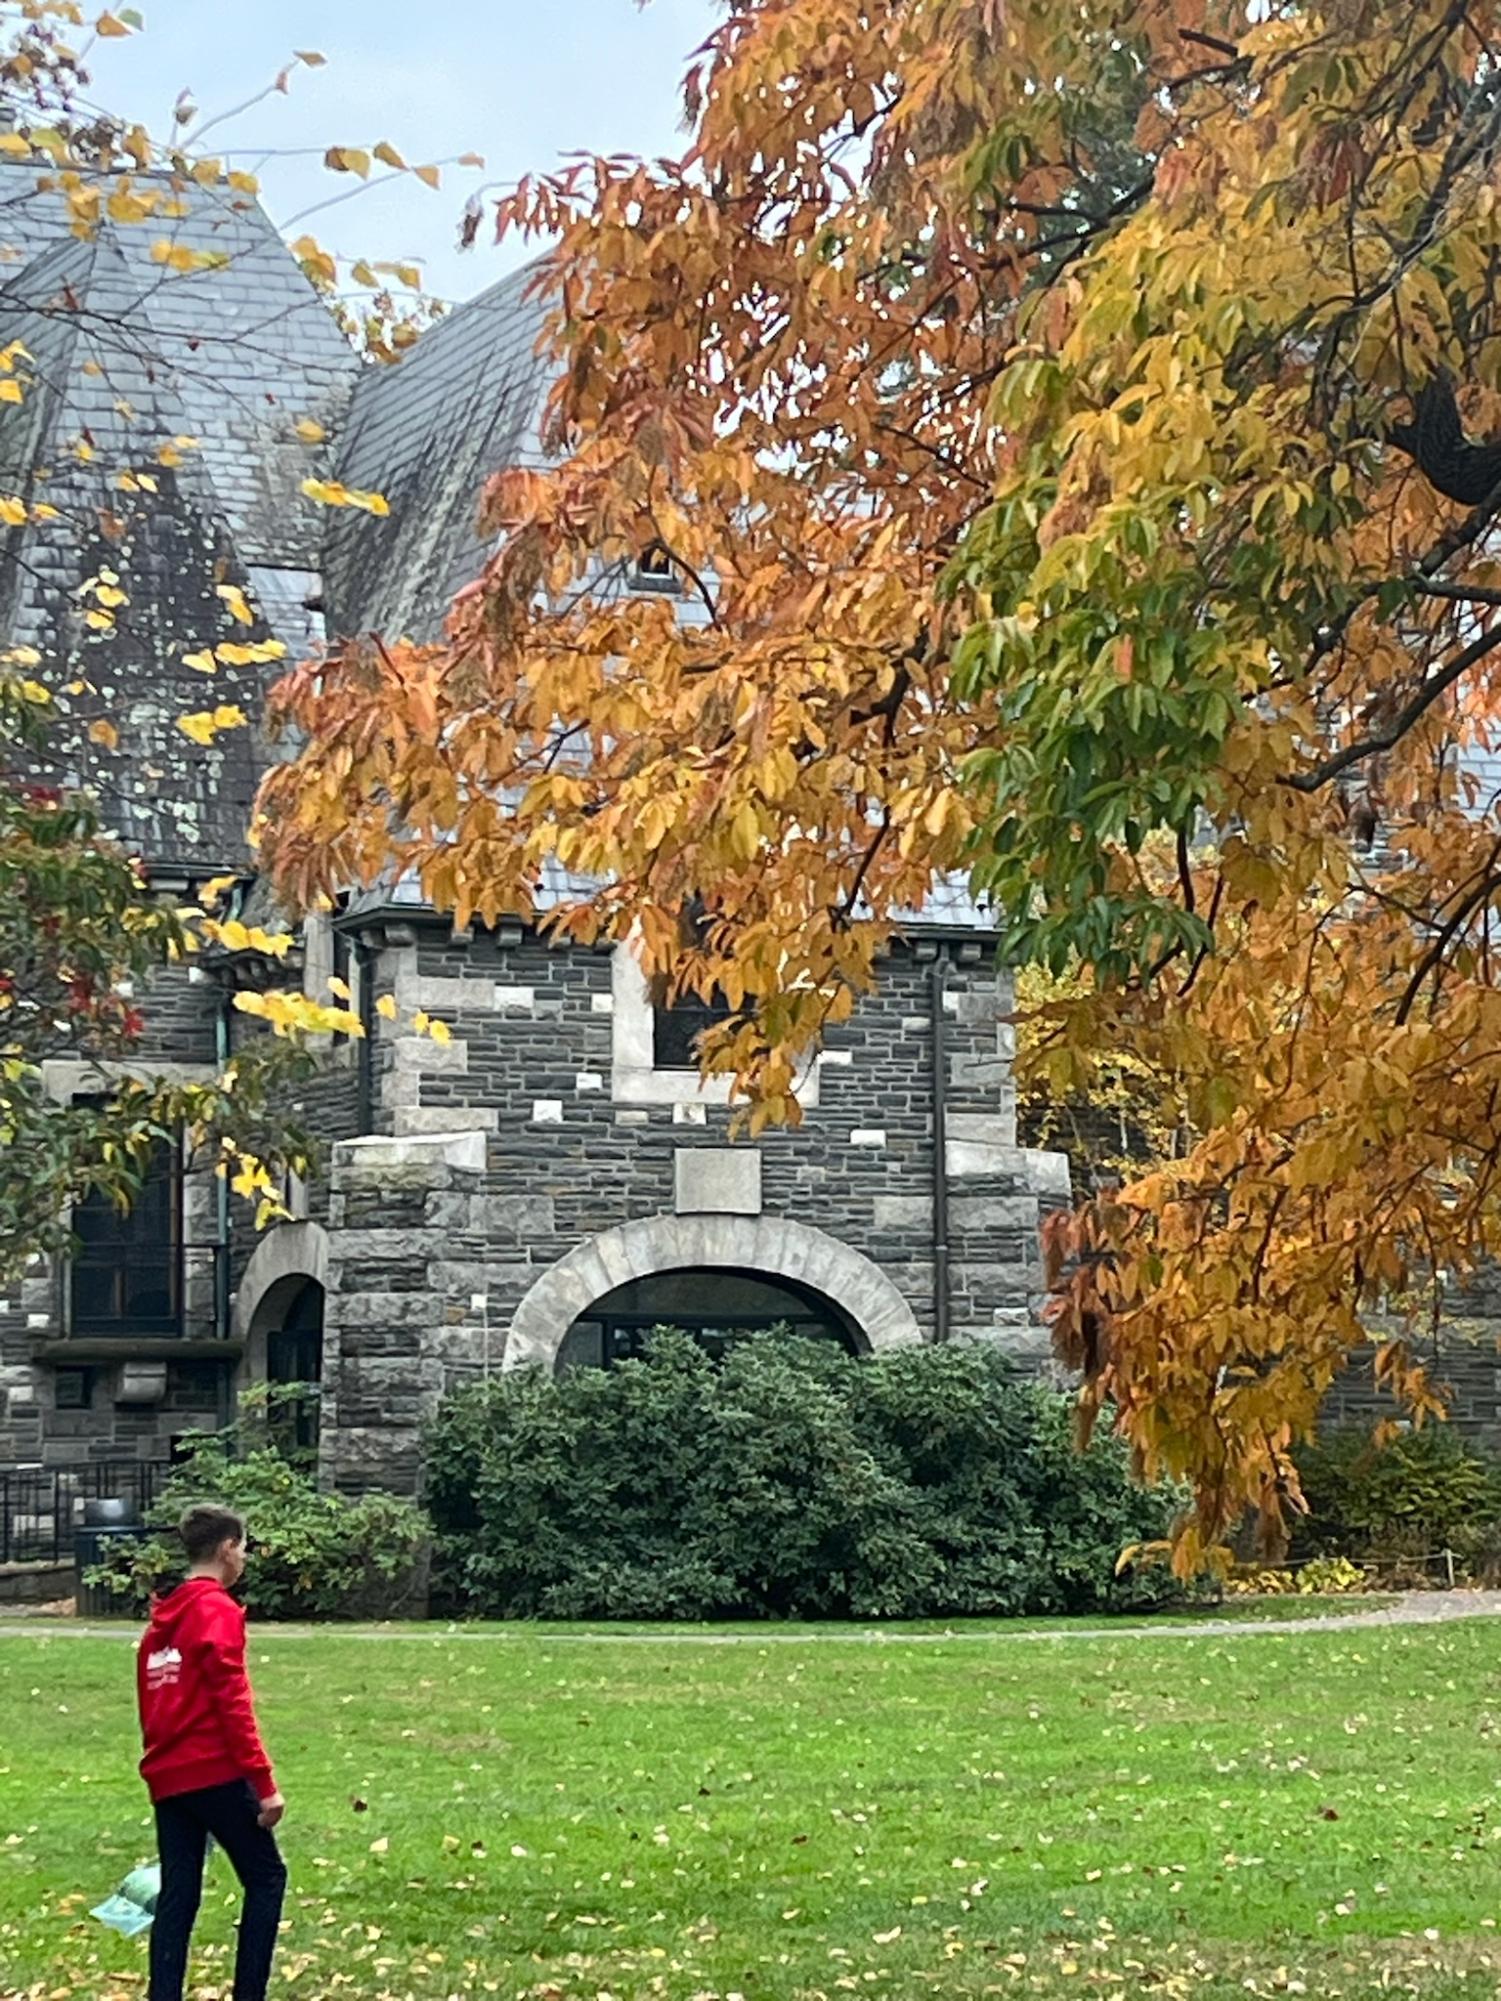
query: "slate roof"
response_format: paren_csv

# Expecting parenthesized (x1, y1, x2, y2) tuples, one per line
(322, 263, 554, 644)
(0, 165, 992, 929)
(0, 161, 357, 869)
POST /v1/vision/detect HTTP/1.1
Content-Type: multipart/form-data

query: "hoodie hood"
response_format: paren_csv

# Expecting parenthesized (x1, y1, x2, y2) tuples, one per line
(147, 1575, 227, 1639)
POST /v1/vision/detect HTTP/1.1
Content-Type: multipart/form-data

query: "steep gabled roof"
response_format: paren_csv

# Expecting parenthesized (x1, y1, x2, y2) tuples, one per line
(0, 164, 358, 868)
(322, 262, 553, 644)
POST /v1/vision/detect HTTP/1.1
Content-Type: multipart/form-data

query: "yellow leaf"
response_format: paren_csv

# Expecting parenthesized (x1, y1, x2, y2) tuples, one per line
(296, 49, 327, 65)
(414, 164, 441, 190)
(325, 146, 372, 180)
(375, 994, 398, 1021)
(95, 11, 132, 36)
(294, 417, 326, 444)
(373, 141, 406, 172)
(301, 477, 389, 517)
(227, 171, 260, 196)
(328, 975, 351, 1001)
(199, 874, 239, 908)
(150, 240, 229, 274)
(216, 583, 255, 627)
(212, 704, 248, 731)
(177, 711, 218, 745)
(458, 152, 486, 169)
(88, 718, 119, 749)
(0, 134, 31, 158)
(0, 381, 23, 405)
(0, 497, 25, 525)
(182, 649, 217, 674)
(427, 1017, 452, 1046)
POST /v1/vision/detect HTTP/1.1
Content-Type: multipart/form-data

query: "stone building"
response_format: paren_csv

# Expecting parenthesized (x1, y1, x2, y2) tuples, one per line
(0, 164, 1071, 1494)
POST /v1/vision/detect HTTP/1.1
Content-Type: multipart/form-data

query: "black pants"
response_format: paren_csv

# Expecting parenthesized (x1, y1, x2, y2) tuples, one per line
(149, 1780, 286, 2001)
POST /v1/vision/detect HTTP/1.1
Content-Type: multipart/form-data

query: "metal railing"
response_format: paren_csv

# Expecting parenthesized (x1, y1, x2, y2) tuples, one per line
(0, 1460, 171, 1565)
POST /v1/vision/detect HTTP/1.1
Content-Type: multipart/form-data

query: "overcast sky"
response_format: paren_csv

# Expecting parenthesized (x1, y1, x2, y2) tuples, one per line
(84, 0, 719, 302)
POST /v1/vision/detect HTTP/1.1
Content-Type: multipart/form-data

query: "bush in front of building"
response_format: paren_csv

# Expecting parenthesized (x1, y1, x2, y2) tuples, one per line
(89, 1386, 430, 1619)
(426, 1332, 1187, 1620)
(1291, 1423, 1501, 1583)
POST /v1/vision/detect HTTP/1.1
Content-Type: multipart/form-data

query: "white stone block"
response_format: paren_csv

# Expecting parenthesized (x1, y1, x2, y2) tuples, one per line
(850, 1129, 887, 1149)
(531, 1099, 564, 1125)
(591, 993, 615, 1015)
(817, 1049, 854, 1068)
(395, 1106, 499, 1138)
(674, 1148, 763, 1217)
(494, 984, 536, 1014)
(574, 1071, 604, 1094)
(673, 1102, 708, 1126)
(336, 1129, 489, 1176)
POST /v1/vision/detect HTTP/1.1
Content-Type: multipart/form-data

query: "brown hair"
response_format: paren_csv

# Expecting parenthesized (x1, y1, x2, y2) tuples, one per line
(178, 1503, 246, 1567)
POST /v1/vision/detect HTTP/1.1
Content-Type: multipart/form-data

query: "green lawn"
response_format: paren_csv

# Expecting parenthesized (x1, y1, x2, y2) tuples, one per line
(3, 1617, 1499, 1999)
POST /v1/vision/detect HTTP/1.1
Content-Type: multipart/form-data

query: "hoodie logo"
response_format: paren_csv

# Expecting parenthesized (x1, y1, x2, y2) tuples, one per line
(145, 1644, 182, 1690)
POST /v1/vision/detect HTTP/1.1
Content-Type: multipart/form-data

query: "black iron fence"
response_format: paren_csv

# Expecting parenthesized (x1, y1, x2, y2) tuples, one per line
(0, 1460, 171, 1565)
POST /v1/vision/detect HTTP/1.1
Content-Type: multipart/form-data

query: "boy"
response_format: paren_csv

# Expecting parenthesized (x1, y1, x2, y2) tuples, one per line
(137, 1503, 287, 2001)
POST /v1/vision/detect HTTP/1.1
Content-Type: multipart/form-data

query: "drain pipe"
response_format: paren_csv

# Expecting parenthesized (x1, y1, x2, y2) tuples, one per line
(929, 952, 951, 1344)
(353, 935, 376, 1135)
(213, 982, 234, 1425)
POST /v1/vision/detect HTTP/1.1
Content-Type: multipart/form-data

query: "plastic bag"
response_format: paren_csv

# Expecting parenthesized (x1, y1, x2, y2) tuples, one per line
(91, 1862, 160, 1938)
(91, 1837, 215, 1937)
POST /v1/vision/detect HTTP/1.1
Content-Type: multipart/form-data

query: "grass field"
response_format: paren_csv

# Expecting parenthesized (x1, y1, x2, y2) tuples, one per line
(3, 1614, 1500, 1999)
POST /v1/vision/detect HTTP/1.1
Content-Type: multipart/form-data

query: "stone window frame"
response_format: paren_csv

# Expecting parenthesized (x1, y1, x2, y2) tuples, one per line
(610, 944, 820, 1109)
(39, 1060, 221, 1342)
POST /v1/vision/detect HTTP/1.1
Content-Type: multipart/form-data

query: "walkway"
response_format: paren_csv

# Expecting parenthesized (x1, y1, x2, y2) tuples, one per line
(2, 1589, 1500, 1645)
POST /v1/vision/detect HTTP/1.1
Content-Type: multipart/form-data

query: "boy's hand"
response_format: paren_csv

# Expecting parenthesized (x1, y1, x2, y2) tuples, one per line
(257, 1791, 285, 1830)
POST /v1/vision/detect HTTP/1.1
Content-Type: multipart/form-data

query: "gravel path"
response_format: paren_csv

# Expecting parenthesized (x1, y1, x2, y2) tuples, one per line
(2, 1590, 1500, 1646)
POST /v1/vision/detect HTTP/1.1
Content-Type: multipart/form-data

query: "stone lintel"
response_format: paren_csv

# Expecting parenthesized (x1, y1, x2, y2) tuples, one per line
(674, 1147, 763, 1217)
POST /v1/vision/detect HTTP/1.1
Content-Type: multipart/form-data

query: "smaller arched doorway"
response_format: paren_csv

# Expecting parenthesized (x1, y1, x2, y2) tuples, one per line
(245, 1273, 324, 1454)
(232, 1222, 330, 1456)
(557, 1266, 860, 1371)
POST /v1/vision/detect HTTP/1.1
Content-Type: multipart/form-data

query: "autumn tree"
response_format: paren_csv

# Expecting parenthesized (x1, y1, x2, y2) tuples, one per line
(0, 1, 466, 1272)
(259, 0, 1501, 1559)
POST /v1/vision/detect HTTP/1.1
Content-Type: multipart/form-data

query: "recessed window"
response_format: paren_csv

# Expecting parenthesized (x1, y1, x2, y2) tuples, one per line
(54, 1367, 93, 1410)
(630, 541, 681, 594)
(650, 976, 735, 1071)
(70, 1128, 183, 1338)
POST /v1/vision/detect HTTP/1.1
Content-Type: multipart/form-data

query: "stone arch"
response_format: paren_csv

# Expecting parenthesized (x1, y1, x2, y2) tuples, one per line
(232, 1220, 330, 1382)
(505, 1212, 924, 1373)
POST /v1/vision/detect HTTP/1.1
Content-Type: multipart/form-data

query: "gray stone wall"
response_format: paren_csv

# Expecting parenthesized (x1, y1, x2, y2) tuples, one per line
(317, 922, 1072, 1492)
(0, 959, 362, 1470)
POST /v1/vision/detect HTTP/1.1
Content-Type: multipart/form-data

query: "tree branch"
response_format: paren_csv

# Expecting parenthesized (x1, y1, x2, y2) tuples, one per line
(1284, 620, 1501, 792)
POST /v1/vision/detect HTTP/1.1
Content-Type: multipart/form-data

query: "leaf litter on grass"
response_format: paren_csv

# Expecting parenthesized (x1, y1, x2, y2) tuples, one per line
(5, 1622, 1501, 1998)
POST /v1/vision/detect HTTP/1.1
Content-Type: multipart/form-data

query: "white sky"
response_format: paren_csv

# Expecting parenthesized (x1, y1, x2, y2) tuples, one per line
(82, 0, 719, 303)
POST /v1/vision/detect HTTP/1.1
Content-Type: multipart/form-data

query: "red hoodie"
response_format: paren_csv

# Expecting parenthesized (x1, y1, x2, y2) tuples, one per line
(137, 1576, 276, 1804)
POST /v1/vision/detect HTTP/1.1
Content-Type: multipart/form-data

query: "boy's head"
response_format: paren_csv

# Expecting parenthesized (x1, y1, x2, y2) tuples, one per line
(179, 1503, 247, 1586)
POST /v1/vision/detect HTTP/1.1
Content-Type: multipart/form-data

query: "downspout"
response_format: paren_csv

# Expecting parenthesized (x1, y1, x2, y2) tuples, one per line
(353, 935, 375, 1135)
(213, 983, 234, 1427)
(929, 952, 951, 1344)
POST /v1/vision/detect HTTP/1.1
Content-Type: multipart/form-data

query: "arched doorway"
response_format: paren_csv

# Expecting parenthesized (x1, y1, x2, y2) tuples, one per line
(556, 1266, 861, 1370)
(266, 1277, 324, 1451)
(506, 1212, 924, 1374)
(231, 1222, 329, 1455)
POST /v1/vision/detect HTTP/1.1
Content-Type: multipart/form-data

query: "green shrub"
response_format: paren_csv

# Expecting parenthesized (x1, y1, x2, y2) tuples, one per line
(1293, 1423, 1501, 1566)
(90, 1385, 429, 1620)
(427, 1332, 1186, 1620)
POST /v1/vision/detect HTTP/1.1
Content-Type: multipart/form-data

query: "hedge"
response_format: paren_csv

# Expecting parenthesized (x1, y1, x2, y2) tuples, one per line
(426, 1331, 1185, 1620)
